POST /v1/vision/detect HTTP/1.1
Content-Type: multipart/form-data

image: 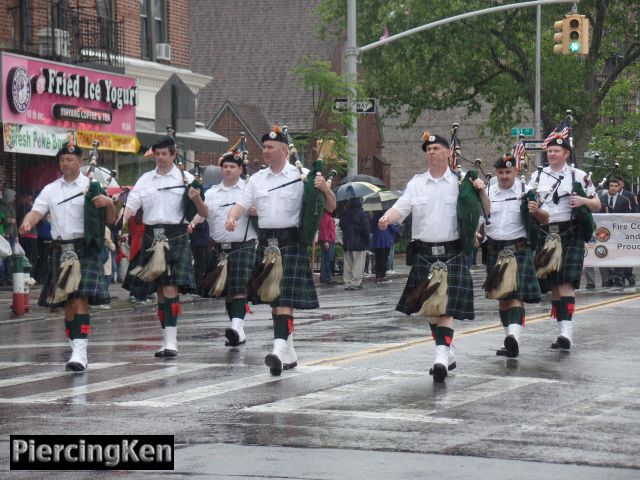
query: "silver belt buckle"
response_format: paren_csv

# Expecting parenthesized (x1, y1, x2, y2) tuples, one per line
(267, 238, 279, 248)
(221, 242, 232, 251)
(61, 243, 75, 253)
(549, 224, 559, 234)
(153, 228, 166, 240)
(431, 245, 445, 256)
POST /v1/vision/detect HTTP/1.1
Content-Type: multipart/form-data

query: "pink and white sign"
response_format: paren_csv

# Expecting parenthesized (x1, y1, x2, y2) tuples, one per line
(2, 52, 137, 136)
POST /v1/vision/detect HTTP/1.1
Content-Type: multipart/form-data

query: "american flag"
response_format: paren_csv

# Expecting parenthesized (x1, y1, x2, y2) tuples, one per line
(542, 119, 570, 149)
(512, 141, 526, 171)
(449, 142, 458, 170)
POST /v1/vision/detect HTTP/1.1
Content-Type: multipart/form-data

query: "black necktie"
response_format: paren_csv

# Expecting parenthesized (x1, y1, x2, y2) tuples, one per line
(609, 196, 614, 208)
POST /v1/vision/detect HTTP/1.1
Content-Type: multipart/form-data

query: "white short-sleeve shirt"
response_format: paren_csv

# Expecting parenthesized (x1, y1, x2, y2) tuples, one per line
(391, 168, 459, 242)
(484, 181, 528, 240)
(528, 164, 595, 223)
(32, 173, 89, 240)
(204, 178, 257, 242)
(126, 165, 194, 225)
(236, 162, 303, 229)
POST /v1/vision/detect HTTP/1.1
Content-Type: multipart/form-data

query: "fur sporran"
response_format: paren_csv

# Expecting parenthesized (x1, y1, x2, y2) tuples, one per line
(209, 253, 229, 297)
(130, 238, 171, 283)
(50, 251, 81, 304)
(251, 246, 283, 302)
(406, 260, 449, 317)
(484, 248, 518, 299)
(535, 233, 562, 279)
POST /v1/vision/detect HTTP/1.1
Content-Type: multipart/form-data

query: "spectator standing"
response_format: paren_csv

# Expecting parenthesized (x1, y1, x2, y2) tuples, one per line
(338, 194, 370, 290)
(0, 188, 18, 285)
(370, 211, 398, 283)
(318, 210, 336, 284)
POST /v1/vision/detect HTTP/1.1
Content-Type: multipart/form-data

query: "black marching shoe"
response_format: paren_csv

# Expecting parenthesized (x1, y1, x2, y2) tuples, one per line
(224, 328, 246, 347)
(550, 336, 571, 350)
(502, 334, 519, 358)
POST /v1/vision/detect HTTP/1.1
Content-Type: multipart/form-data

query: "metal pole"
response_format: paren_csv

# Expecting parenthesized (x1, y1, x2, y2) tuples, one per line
(535, 4, 542, 167)
(346, 0, 358, 177)
(360, 0, 578, 52)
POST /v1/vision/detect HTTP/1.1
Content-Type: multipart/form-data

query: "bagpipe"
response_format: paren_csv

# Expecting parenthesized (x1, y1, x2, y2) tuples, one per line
(262, 126, 337, 248)
(584, 153, 620, 198)
(449, 123, 489, 255)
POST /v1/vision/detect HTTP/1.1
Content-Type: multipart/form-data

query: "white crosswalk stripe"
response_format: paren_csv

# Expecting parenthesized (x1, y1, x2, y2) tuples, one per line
(0, 363, 213, 404)
(118, 366, 336, 407)
(0, 362, 128, 388)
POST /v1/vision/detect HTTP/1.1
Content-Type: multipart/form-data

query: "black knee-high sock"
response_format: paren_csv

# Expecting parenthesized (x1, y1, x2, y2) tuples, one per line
(228, 298, 246, 320)
(70, 314, 91, 339)
(274, 314, 293, 340)
(435, 326, 454, 346)
(163, 297, 181, 327)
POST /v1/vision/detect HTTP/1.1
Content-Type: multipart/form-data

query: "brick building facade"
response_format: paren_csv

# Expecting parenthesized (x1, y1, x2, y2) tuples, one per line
(1, 0, 221, 194)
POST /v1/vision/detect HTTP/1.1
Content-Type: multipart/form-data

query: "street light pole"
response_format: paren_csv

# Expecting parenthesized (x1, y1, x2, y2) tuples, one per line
(346, 0, 358, 177)
(535, 5, 542, 167)
(346, 0, 578, 172)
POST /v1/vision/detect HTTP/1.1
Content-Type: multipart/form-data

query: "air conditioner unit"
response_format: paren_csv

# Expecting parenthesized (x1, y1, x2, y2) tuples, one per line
(155, 43, 171, 61)
(37, 28, 70, 58)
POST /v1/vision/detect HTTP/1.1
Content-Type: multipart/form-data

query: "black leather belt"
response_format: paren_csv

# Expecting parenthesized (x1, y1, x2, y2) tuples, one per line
(258, 227, 299, 247)
(216, 239, 256, 253)
(144, 223, 188, 238)
(542, 221, 574, 235)
(413, 239, 460, 256)
(51, 238, 85, 250)
(485, 237, 528, 255)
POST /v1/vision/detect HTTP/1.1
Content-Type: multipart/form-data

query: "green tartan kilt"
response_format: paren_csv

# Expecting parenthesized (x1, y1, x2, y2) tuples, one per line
(397, 251, 475, 320)
(123, 228, 195, 297)
(38, 244, 110, 308)
(538, 230, 585, 293)
(485, 248, 542, 303)
(199, 244, 256, 300)
(251, 243, 319, 310)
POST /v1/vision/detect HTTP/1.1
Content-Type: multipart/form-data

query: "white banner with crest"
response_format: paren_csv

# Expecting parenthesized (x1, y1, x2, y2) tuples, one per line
(583, 213, 640, 267)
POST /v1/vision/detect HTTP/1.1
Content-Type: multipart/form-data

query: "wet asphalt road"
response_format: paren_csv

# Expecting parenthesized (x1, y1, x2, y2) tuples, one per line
(0, 265, 639, 479)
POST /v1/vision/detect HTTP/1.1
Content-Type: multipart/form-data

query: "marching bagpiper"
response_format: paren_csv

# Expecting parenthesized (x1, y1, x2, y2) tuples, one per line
(529, 129, 599, 350)
(188, 149, 257, 346)
(123, 135, 196, 358)
(481, 154, 548, 358)
(19, 141, 116, 371)
(378, 132, 489, 382)
(225, 125, 336, 376)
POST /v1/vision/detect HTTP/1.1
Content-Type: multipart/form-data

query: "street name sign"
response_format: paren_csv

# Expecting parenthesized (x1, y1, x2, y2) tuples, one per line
(511, 127, 535, 137)
(333, 98, 377, 114)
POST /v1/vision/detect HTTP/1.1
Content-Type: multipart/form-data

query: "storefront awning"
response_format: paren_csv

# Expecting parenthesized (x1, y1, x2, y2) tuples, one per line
(136, 119, 228, 152)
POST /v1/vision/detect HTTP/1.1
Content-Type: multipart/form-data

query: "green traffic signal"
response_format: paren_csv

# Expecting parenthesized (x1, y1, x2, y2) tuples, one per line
(569, 41, 580, 52)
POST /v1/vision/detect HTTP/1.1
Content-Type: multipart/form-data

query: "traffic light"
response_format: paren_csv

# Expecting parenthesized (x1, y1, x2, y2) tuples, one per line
(553, 14, 590, 55)
(553, 19, 566, 54)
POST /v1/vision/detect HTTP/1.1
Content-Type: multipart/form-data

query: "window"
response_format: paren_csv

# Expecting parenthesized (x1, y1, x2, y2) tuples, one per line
(153, 0, 166, 45)
(140, 0, 166, 60)
(140, 0, 151, 59)
(95, 0, 113, 19)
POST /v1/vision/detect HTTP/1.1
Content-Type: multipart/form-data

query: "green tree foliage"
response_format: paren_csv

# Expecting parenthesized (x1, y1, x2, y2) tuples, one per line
(291, 56, 364, 173)
(316, 0, 639, 157)
(587, 64, 640, 182)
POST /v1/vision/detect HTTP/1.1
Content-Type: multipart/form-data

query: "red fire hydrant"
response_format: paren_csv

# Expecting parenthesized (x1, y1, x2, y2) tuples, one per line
(11, 254, 33, 315)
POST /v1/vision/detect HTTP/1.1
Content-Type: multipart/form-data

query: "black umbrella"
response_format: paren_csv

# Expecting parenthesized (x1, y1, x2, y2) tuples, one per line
(338, 174, 386, 188)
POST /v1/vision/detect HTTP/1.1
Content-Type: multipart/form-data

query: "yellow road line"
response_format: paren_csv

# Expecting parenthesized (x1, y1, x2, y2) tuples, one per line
(304, 293, 640, 367)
